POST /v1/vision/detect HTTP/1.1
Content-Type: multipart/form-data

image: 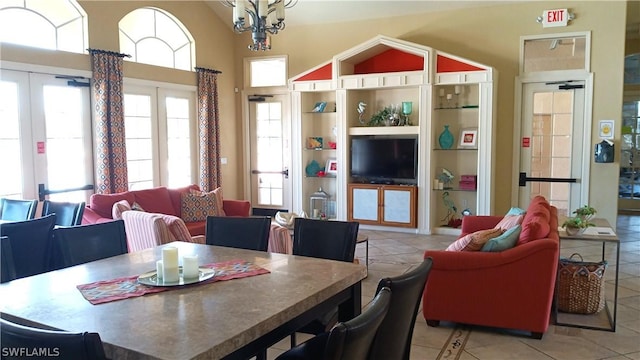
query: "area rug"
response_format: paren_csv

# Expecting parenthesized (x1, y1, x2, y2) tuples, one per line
(436, 326, 472, 360)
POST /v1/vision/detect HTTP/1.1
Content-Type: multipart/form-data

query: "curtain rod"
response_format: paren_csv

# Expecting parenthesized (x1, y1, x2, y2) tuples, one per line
(195, 67, 222, 74)
(87, 48, 131, 58)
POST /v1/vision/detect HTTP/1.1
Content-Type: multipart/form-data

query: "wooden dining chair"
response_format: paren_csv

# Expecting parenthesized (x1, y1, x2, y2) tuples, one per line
(51, 220, 128, 269)
(205, 216, 271, 251)
(290, 218, 360, 346)
(0, 214, 56, 279)
(368, 257, 433, 360)
(0, 317, 108, 360)
(1, 236, 17, 283)
(276, 287, 391, 360)
(41, 199, 85, 226)
(0, 198, 38, 221)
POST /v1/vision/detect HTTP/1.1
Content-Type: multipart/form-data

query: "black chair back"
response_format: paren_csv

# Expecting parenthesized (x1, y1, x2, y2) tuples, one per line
(42, 200, 85, 226)
(325, 287, 391, 360)
(205, 216, 271, 251)
(368, 257, 433, 360)
(0, 214, 56, 279)
(1, 236, 17, 283)
(51, 220, 128, 269)
(293, 218, 359, 262)
(0, 198, 38, 221)
(0, 318, 107, 360)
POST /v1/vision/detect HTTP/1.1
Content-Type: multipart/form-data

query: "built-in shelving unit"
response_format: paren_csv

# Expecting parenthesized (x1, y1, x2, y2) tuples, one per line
(289, 35, 496, 234)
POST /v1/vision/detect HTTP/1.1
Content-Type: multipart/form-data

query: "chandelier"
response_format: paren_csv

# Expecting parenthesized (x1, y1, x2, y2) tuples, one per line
(222, 0, 298, 51)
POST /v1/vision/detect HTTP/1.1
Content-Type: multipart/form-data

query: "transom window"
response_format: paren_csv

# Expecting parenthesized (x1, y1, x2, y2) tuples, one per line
(247, 57, 287, 88)
(0, 0, 87, 53)
(119, 7, 195, 71)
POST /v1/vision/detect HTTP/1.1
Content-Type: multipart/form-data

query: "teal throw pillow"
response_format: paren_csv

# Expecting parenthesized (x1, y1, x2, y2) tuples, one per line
(481, 225, 521, 252)
(506, 207, 526, 216)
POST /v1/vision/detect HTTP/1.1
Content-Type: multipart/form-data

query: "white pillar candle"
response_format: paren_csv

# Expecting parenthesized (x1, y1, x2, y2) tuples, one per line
(162, 246, 179, 282)
(454, 85, 461, 95)
(182, 255, 199, 279)
(439, 88, 445, 97)
(446, 94, 453, 100)
(156, 260, 163, 279)
(258, 0, 268, 17)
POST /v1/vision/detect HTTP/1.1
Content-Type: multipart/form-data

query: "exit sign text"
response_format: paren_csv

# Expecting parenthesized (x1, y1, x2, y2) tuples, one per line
(541, 9, 568, 28)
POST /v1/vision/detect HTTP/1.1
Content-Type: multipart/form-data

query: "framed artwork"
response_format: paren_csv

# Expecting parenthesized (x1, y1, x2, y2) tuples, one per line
(458, 128, 478, 148)
(325, 158, 338, 175)
(599, 120, 614, 139)
(307, 137, 323, 149)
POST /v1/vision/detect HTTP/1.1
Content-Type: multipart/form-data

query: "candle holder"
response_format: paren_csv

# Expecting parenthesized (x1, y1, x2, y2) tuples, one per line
(454, 85, 462, 108)
(402, 101, 412, 126)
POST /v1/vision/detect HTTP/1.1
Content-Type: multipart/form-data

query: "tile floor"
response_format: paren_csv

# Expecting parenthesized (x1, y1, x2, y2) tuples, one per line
(267, 215, 640, 360)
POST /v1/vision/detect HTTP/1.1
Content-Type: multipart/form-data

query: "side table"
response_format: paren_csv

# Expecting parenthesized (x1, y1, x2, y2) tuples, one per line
(556, 218, 619, 332)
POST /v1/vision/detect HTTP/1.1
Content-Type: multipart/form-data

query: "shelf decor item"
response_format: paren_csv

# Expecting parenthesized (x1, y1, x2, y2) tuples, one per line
(438, 125, 454, 149)
(458, 128, 478, 149)
(306, 137, 323, 149)
(325, 158, 337, 175)
(309, 187, 330, 219)
(311, 102, 327, 113)
(305, 160, 321, 177)
(402, 101, 412, 126)
(357, 101, 367, 124)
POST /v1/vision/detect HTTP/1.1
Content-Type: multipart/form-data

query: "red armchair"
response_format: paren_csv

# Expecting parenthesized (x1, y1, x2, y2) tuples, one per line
(422, 200, 559, 339)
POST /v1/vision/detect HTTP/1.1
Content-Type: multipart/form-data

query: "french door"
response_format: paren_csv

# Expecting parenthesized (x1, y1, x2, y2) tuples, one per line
(247, 94, 291, 215)
(517, 81, 587, 216)
(0, 70, 92, 202)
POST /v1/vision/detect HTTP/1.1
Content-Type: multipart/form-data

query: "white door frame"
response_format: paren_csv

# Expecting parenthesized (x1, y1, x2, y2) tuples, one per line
(241, 88, 292, 212)
(512, 70, 594, 208)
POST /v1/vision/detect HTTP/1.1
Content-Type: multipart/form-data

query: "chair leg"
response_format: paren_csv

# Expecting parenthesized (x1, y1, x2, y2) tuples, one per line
(255, 349, 267, 360)
(290, 333, 296, 348)
(426, 319, 440, 327)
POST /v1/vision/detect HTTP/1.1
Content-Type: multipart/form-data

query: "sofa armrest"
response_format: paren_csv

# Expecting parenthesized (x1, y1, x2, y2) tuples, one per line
(460, 215, 503, 234)
(82, 207, 111, 225)
(223, 200, 251, 217)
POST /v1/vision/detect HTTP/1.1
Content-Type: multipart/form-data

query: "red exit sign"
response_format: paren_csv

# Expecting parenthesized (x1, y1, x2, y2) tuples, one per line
(541, 9, 568, 28)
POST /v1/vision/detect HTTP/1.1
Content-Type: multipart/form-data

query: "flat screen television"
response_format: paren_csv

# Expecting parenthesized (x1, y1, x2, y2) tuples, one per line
(350, 135, 418, 183)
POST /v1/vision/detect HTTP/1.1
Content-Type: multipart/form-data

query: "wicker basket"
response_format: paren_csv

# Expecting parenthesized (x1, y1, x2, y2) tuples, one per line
(557, 253, 607, 314)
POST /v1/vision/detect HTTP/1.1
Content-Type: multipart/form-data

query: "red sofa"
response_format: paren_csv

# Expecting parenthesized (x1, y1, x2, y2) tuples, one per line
(82, 185, 251, 236)
(422, 196, 559, 339)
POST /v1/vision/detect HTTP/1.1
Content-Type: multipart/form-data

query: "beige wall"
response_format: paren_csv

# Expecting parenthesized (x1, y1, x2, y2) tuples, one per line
(235, 1, 626, 225)
(0, 1, 628, 225)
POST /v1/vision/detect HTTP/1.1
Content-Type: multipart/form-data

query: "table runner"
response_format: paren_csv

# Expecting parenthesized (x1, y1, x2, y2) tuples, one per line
(77, 259, 270, 305)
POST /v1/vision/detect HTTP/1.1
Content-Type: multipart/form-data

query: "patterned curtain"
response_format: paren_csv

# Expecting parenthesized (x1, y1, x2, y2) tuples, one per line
(89, 49, 129, 194)
(196, 67, 223, 191)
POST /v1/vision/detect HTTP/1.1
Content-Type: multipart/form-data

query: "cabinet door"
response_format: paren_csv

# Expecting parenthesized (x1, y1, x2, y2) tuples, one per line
(350, 187, 380, 222)
(381, 186, 417, 227)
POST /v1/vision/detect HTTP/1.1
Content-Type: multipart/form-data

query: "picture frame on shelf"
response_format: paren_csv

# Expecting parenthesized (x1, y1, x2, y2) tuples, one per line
(458, 128, 478, 149)
(307, 137, 323, 149)
(311, 102, 327, 113)
(325, 158, 338, 175)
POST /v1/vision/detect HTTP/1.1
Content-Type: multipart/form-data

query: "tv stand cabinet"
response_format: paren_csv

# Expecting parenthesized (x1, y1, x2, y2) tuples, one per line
(347, 183, 417, 228)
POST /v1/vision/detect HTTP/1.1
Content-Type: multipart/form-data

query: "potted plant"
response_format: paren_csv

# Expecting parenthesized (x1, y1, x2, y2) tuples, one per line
(562, 205, 597, 235)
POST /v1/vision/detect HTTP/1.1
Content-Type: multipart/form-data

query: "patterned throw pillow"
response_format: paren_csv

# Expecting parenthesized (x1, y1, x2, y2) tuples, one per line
(494, 214, 524, 231)
(181, 190, 220, 222)
(112, 200, 131, 220)
(446, 228, 504, 252)
(212, 187, 226, 216)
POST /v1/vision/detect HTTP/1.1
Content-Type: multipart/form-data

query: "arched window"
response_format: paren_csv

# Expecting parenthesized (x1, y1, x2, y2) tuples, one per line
(119, 8, 195, 71)
(0, 0, 87, 53)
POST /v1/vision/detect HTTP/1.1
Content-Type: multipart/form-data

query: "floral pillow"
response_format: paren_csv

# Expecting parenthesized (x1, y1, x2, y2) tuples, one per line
(446, 228, 504, 251)
(181, 189, 222, 222)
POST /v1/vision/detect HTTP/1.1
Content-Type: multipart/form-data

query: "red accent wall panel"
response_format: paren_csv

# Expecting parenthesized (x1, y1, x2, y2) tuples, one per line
(354, 49, 424, 74)
(293, 63, 332, 81)
(437, 55, 484, 73)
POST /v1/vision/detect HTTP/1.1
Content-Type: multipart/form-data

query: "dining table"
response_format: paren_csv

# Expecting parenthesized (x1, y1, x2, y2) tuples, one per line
(0, 241, 366, 359)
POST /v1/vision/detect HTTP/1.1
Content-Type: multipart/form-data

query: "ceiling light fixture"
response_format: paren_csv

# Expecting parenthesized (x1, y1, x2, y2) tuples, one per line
(222, 0, 298, 51)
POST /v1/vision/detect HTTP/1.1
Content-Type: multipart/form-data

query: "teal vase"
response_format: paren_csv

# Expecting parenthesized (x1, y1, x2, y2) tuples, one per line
(439, 125, 454, 149)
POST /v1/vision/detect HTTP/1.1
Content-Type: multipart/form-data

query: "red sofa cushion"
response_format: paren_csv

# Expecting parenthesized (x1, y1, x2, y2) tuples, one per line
(133, 187, 177, 217)
(89, 192, 135, 219)
(518, 196, 551, 245)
